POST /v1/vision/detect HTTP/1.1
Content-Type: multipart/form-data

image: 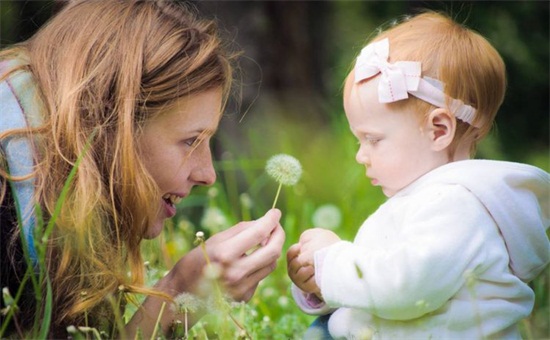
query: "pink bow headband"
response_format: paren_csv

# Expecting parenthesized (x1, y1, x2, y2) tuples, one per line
(354, 38, 478, 127)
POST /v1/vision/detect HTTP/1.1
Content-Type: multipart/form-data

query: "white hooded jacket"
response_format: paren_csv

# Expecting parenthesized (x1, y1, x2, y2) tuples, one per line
(293, 160, 549, 339)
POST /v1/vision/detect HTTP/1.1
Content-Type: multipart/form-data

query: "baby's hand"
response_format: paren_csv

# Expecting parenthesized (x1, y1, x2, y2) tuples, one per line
(286, 228, 341, 296)
(296, 228, 341, 266)
(287, 243, 320, 296)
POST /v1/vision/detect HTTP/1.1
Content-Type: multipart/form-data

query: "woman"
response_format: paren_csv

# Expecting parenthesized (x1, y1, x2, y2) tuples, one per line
(0, 0, 284, 337)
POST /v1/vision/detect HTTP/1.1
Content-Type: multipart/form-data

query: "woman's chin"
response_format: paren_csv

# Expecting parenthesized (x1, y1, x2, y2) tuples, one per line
(143, 220, 164, 239)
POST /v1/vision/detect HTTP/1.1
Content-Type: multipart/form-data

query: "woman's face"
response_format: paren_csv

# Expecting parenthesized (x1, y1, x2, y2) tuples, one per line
(137, 89, 222, 238)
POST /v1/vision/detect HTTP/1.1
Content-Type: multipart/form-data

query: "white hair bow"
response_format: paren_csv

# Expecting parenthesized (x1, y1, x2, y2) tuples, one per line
(354, 38, 478, 127)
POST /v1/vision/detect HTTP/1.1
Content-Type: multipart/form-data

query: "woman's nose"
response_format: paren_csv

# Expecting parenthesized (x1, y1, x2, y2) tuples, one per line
(192, 148, 217, 186)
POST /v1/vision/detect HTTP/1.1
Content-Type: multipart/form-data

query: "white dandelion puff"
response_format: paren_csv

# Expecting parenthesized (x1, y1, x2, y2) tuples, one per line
(239, 193, 253, 209)
(312, 204, 342, 230)
(2, 287, 14, 307)
(172, 292, 203, 315)
(266, 154, 302, 208)
(201, 206, 228, 232)
(207, 187, 219, 199)
(172, 293, 203, 339)
(277, 296, 289, 308)
(266, 154, 302, 186)
(203, 262, 223, 280)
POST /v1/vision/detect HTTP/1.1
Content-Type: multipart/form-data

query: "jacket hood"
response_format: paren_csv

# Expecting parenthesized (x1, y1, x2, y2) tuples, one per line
(406, 159, 550, 282)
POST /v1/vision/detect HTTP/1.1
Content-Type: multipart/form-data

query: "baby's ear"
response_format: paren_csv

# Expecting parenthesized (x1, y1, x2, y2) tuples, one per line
(426, 108, 456, 151)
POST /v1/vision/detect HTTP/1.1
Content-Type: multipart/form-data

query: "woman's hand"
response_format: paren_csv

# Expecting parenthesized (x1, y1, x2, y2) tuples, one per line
(126, 209, 285, 337)
(204, 208, 285, 301)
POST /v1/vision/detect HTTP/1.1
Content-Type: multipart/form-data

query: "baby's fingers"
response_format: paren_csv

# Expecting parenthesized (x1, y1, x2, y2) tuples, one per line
(286, 243, 301, 263)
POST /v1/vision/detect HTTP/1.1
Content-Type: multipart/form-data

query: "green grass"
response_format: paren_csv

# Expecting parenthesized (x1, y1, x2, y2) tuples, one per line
(2, 114, 548, 338)
(137, 113, 549, 339)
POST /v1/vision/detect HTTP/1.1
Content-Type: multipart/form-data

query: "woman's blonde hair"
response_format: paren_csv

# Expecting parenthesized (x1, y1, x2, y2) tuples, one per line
(369, 11, 506, 156)
(1, 0, 234, 333)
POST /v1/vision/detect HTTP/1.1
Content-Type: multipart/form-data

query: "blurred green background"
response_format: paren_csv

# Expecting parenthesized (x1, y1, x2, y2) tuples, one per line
(1, 1, 548, 338)
(1, 1, 548, 165)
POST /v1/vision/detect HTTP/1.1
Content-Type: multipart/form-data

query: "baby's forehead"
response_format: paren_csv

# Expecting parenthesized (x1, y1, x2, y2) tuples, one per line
(343, 72, 364, 101)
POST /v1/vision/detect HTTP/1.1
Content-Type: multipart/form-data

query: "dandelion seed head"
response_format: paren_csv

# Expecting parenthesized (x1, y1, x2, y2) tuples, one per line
(239, 193, 253, 209)
(194, 231, 206, 246)
(237, 329, 247, 339)
(204, 263, 222, 280)
(277, 296, 289, 307)
(177, 218, 193, 232)
(312, 204, 342, 230)
(201, 206, 228, 232)
(172, 292, 203, 314)
(262, 287, 275, 298)
(2, 287, 13, 304)
(266, 154, 302, 186)
(207, 187, 219, 199)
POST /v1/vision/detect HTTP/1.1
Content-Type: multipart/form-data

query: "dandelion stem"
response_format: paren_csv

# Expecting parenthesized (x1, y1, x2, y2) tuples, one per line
(150, 301, 166, 340)
(228, 312, 251, 339)
(272, 182, 282, 209)
(195, 234, 251, 338)
(184, 310, 189, 340)
(199, 241, 211, 267)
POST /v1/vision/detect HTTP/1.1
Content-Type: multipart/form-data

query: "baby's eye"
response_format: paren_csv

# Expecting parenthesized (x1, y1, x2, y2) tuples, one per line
(366, 137, 381, 145)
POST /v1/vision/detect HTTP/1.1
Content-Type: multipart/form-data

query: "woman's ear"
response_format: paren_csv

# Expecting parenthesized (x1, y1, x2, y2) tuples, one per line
(426, 108, 456, 151)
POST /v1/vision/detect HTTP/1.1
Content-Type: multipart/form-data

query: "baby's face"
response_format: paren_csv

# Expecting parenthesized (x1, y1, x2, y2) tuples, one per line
(343, 74, 447, 197)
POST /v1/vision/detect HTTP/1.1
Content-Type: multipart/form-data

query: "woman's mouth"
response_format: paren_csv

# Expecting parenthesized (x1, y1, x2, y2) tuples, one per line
(163, 193, 183, 206)
(162, 193, 184, 217)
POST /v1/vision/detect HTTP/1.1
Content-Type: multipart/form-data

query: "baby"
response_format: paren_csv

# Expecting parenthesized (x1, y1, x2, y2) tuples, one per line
(287, 11, 549, 339)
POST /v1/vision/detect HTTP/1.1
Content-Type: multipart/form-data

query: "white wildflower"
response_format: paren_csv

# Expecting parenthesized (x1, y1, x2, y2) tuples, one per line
(2, 287, 14, 306)
(172, 292, 203, 315)
(277, 296, 289, 308)
(262, 287, 275, 298)
(266, 154, 302, 208)
(239, 193, 253, 209)
(207, 187, 219, 199)
(203, 262, 222, 280)
(201, 206, 228, 231)
(266, 154, 302, 186)
(312, 204, 342, 230)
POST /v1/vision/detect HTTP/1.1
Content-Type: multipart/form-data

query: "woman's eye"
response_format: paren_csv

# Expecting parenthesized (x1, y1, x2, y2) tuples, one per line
(184, 137, 198, 147)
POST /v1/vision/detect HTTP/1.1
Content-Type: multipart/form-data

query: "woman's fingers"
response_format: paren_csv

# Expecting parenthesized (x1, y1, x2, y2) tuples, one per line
(221, 224, 284, 282)
(224, 260, 277, 302)
(198, 210, 285, 302)
(215, 209, 282, 259)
